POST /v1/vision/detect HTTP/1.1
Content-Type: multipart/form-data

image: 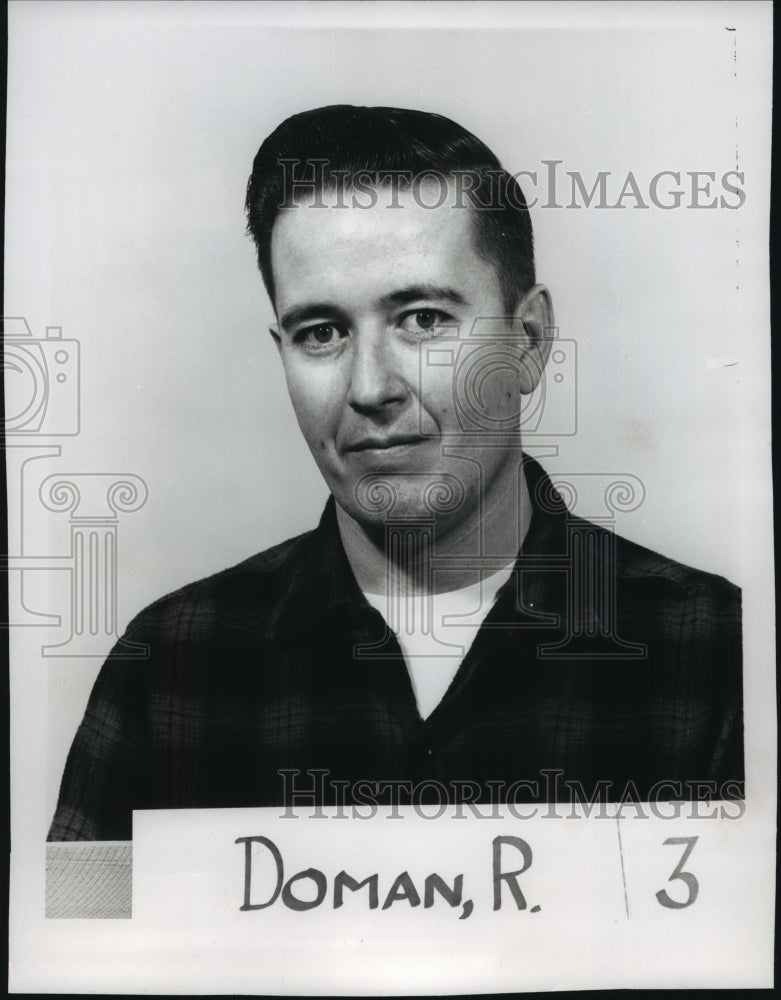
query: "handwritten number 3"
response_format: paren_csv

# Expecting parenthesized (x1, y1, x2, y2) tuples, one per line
(656, 836, 699, 909)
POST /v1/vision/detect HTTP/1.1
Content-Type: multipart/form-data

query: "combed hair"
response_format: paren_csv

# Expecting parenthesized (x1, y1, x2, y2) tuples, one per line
(245, 105, 535, 313)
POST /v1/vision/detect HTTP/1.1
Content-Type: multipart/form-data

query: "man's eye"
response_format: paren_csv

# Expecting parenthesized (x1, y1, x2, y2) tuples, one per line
(298, 324, 344, 350)
(399, 310, 451, 334)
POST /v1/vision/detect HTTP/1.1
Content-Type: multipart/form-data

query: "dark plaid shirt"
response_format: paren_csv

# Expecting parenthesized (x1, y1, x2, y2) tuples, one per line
(49, 458, 743, 840)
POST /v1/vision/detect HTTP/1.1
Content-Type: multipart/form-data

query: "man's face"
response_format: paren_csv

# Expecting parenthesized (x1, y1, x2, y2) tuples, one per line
(270, 181, 548, 538)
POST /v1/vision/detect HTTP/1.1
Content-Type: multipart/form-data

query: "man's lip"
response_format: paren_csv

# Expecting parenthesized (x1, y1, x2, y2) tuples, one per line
(343, 435, 428, 453)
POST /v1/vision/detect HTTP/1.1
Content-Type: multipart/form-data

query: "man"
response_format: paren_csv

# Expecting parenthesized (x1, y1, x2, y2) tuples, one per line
(49, 106, 743, 841)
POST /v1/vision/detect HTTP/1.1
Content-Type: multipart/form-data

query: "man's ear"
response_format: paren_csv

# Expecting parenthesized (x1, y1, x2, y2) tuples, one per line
(513, 284, 555, 394)
(269, 323, 282, 352)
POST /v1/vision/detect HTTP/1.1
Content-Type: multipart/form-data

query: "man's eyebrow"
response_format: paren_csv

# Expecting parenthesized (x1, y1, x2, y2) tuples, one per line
(278, 285, 468, 332)
(380, 285, 468, 308)
(278, 303, 347, 332)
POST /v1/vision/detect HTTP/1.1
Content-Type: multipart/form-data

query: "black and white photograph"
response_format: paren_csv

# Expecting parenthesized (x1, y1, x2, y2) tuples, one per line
(7, 1, 775, 992)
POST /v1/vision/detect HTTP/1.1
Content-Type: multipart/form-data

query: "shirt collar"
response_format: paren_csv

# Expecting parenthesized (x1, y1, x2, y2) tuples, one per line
(265, 496, 371, 639)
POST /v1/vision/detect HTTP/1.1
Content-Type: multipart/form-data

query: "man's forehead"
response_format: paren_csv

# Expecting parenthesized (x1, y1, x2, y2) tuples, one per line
(275, 177, 474, 233)
(270, 180, 490, 299)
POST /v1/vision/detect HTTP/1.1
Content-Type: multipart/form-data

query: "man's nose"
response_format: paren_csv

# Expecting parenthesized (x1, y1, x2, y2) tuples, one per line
(346, 330, 408, 413)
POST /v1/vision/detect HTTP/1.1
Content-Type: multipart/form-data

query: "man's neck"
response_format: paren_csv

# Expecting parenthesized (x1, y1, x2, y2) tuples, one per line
(336, 463, 533, 596)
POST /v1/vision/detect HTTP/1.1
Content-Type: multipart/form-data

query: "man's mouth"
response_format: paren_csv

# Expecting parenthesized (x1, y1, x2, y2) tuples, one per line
(343, 434, 428, 454)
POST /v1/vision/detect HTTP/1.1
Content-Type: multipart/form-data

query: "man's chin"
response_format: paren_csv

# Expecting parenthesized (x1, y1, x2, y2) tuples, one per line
(336, 471, 471, 529)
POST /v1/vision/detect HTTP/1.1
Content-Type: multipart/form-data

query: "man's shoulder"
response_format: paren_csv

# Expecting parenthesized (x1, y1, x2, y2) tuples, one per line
(607, 521, 740, 611)
(527, 456, 740, 607)
(122, 526, 320, 636)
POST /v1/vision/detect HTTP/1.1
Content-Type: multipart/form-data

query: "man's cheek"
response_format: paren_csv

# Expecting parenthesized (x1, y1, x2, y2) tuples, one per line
(416, 370, 455, 433)
(470, 367, 521, 421)
(289, 393, 337, 454)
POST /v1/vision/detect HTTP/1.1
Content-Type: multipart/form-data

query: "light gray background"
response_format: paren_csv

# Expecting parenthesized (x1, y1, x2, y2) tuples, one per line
(4, 2, 771, 827)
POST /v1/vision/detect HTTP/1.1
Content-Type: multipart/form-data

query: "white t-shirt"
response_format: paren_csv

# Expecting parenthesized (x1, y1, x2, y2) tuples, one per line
(363, 562, 516, 719)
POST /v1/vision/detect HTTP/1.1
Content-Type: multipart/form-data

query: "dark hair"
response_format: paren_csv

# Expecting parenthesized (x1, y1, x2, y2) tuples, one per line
(245, 105, 535, 314)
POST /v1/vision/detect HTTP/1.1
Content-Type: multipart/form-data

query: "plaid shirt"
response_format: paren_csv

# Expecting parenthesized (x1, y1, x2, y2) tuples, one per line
(49, 457, 743, 840)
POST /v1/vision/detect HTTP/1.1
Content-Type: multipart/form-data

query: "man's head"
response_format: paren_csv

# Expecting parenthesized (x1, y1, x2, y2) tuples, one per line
(245, 106, 553, 548)
(246, 105, 535, 316)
